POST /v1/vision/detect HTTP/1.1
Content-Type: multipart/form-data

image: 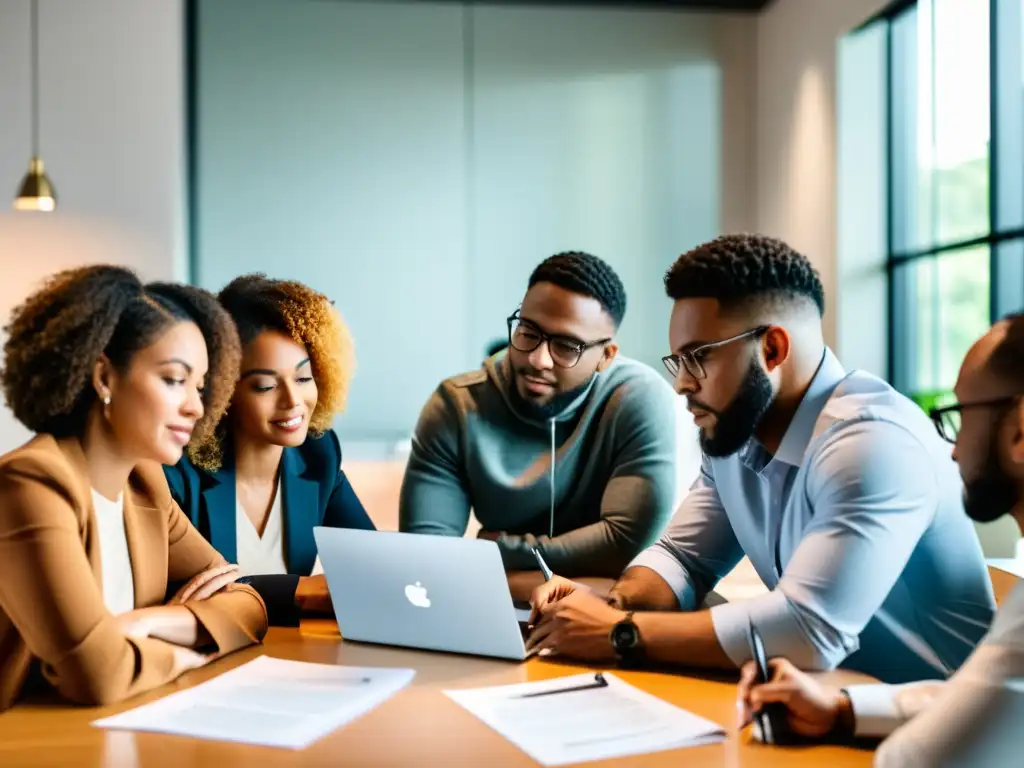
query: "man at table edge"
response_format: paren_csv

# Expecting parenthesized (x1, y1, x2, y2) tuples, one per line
(527, 234, 995, 686)
(737, 312, 1024, 767)
(398, 251, 681, 577)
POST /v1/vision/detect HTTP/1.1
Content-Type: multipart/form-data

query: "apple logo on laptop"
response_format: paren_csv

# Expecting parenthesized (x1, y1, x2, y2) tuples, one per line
(404, 581, 431, 608)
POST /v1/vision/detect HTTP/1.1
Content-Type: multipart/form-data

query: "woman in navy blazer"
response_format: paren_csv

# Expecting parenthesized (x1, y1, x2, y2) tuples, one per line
(165, 274, 375, 625)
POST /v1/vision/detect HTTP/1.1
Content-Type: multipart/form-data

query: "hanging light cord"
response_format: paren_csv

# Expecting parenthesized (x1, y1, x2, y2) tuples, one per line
(30, 0, 39, 158)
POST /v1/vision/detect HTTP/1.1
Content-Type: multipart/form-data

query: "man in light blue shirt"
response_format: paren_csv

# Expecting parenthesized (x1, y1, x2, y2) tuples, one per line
(737, 313, 1024, 766)
(527, 234, 995, 684)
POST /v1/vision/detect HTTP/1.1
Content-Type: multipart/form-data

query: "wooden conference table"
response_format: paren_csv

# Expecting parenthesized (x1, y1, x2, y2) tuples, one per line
(4, 567, 1017, 767)
(0, 577, 880, 767)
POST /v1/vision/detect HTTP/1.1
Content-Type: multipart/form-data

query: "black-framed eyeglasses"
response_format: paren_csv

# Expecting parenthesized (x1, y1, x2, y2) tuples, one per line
(662, 325, 770, 381)
(929, 395, 1022, 443)
(506, 311, 611, 369)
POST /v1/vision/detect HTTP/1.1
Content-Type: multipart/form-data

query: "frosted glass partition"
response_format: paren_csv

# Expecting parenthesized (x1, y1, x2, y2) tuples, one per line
(469, 5, 722, 375)
(196, 0, 467, 444)
(195, 0, 735, 444)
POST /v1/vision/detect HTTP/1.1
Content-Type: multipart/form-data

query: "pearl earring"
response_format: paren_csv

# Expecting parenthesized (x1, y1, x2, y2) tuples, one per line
(103, 396, 111, 406)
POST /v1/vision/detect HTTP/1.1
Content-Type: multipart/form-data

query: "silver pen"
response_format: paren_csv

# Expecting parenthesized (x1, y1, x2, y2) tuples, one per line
(531, 546, 554, 581)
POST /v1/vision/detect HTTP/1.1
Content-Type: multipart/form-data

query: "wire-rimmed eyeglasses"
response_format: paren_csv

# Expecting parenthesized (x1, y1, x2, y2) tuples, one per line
(662, 325, 770, 380)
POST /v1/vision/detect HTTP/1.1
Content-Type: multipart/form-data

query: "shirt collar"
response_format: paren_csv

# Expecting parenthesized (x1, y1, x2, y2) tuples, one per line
(773, 347, 847, 467)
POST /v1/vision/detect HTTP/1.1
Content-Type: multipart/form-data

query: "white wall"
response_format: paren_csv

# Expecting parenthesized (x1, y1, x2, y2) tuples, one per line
(196, 0, 755, 443)
(836, 19, 888, 378)
(0, 0, 186, 452)
(761, 0, 1021, 557)
(467, 6, 752, 380)
(196, 0, 468, 446)
(0, 0, 873, 451)
(754, 0, 890, 351)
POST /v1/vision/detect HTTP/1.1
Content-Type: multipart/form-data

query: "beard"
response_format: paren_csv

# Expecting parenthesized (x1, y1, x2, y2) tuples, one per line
(963, 437, 1019, 523)
(698, 358, 775, 458)
(510, 367, 596, 421)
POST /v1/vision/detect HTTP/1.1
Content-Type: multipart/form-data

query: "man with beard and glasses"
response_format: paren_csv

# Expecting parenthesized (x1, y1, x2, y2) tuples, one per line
(526, 234, 994, 685)
(736, 314, 1024, 767)
(399, 252, 681, 577)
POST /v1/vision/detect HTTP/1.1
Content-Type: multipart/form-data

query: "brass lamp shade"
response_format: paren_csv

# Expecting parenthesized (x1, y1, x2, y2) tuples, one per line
(13, 157, 56, 212)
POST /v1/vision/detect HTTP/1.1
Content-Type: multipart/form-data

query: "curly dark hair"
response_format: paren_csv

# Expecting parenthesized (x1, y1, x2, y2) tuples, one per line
(528, 251, 627, 328)
(188, 273, 355, 472)
(1, 265, 241, 446)
(665, 234, 825, 317)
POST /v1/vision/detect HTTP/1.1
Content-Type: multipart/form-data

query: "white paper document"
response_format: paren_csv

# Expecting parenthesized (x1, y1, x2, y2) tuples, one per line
(92, 656, 415, 749)
(444, 672, 725, 766)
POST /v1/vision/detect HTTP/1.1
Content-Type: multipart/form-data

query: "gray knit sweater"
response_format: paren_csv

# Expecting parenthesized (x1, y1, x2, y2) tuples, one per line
(398, 353, 679, 576)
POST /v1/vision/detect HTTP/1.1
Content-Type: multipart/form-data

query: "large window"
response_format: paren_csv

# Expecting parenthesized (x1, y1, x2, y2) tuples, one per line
(884, 0, 1024, 405)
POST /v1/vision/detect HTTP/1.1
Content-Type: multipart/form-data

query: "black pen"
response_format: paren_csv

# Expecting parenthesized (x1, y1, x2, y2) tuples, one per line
(748, 619, 783, 745)
(531, 546, 554, 581)
(514, 673, 608, 698)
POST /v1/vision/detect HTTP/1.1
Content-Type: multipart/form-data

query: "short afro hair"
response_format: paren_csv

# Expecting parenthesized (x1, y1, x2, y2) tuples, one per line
(1, 265, 240, 446)
(989, 312, 1024, 388)
(187, 274, 355, 472)
(528, 251, 627, 328)
(665, 234, 825, 317)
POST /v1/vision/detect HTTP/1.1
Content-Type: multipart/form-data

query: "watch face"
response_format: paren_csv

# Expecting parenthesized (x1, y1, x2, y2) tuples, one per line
(611, 621, 638, 650)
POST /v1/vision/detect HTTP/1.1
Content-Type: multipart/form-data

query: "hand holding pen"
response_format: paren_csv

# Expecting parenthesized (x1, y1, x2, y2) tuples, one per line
(527, 547, 578, 626)
(531, 546, 554, 581)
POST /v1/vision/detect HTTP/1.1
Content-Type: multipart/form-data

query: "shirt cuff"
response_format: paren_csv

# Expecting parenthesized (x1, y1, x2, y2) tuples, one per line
(709, 589, 792, 667)
(843, 684, 904, 738)
(628, 547, 697, 610)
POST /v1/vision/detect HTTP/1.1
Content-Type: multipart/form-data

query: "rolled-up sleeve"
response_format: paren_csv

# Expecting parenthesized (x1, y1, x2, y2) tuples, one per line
(629, 457, 744, 610)
(709, 421, 937, 670)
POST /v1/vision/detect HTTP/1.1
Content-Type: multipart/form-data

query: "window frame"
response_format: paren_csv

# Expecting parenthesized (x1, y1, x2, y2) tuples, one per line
(878, 0, 1024, 395)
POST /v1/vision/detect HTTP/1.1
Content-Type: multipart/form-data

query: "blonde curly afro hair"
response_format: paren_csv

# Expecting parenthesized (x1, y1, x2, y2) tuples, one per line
(188, 273, 355, 471)
(1, 265, 240, 446)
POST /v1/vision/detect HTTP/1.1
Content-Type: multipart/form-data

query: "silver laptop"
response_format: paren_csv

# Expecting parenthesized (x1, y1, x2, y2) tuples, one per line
(313, 527, 532, 661)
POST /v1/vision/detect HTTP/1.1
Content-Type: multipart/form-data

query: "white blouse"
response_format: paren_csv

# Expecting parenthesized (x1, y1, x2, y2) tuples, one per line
(235, 479, 322, 577)
(91, 488, 135, 615)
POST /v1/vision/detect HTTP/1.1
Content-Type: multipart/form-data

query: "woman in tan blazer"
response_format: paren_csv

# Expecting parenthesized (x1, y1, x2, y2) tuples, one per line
(0, 266, 269, 713)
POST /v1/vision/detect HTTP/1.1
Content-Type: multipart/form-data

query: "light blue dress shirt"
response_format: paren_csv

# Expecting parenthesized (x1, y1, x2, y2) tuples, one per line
(631, 348, 996, 684)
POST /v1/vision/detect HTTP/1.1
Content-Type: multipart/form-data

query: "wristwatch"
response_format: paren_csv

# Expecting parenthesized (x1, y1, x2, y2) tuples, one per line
(831, 689, 857, 743)
(609, 611, 645, 667)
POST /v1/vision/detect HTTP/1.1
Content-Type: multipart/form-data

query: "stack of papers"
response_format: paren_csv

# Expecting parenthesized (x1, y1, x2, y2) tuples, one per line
(92, 656, 415, 749)
(444, 672, 725, 766)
